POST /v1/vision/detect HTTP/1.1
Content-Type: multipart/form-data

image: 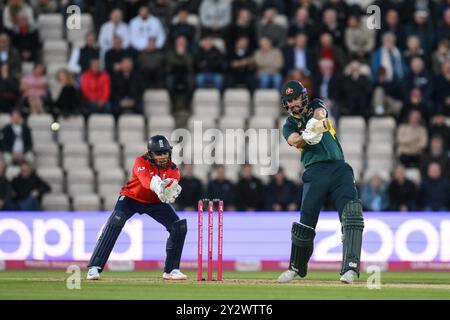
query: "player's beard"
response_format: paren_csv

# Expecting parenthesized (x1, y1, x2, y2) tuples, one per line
(289, 104, 304, 116)
(151, 153, 171, 169)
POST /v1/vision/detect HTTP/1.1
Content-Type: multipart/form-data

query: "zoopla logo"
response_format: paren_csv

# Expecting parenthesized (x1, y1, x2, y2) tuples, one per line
(66, 5, 81, 30)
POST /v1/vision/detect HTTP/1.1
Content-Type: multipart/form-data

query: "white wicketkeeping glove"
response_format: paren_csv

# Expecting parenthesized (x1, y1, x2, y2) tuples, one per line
(302, 118, 323, 145)
(162, 178, 182, 203)
(150, 175, 170, 203)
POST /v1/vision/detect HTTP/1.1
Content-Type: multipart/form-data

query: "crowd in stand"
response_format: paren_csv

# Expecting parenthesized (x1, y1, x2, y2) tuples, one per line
(0, 0, 449, 211)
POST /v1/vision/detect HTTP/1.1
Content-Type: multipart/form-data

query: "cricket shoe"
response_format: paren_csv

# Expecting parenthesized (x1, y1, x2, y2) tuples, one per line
(278, 269, 298, 283)
(86, 266, 100, 280)
(340, 270, 357, 284)
(163, 269, 188, 280)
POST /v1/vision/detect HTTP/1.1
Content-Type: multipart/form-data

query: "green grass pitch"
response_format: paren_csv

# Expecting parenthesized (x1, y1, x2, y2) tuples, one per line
(0, 270, 449, 300)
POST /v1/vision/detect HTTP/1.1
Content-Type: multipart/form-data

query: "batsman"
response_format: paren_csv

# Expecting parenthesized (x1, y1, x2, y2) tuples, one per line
(278, 80, 364, 284)
(86, 135, 188, 281)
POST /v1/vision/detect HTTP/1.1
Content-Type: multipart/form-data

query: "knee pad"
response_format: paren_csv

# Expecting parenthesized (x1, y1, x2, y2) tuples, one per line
(109, 210, 127, 229)
(171, 219, 187, 237)
(342, 199, 364, 231)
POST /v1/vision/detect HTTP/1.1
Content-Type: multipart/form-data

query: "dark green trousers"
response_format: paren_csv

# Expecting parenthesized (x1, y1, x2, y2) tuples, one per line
(300, 160, 358, 228)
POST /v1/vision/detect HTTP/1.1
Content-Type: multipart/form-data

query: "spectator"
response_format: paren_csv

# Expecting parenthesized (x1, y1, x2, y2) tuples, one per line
(388, 164, 417, 211)
(129, 6, 166, 51)
(28, 0, 57, 15)
(344, 14, 375, 60)
(288, 7, 317, 45)
(432, 40, 450, 75)
(0, 63, 20, 113)
(149, 0, 176, 29)
(0, 33, 21, 80)
(104, 35, 136, 76)
(110, 57, 143, 115)
(228, 8, 257, 51)
(194, 35, 225, 90)
(404, 9, 435, 54)
(53, 69, 82, 117)
(437, 7, 450, 43)
(176, 164, 203, 211)
(371, 66, 403, 117)
(398, 88, 430, 124)
(264, 169, 299, 211)
(283, 32, 314, 77)
(11, 162, 50, 211)
(1, 109, 33, 165)
(199, 0, 232, 37)
(80, 58, 111, 114)
(288, 0, 320, 22)
(137, 38, 166, 89)
(225, 36, 255, 90)
(429, 114, 450, 151)
(318, 8, 344, 46)
(315, 32, 345, 72)
(98, 8, 130, 59)
(165, 35, 194, 112)
(371, 32, 406, 82)
(397, 110, 428, 167)
(312, 57, 340, 118)
(361, 174, 389, 211)
(231, 0, 258, 20)
(257, 8, 286, 49)
(206, 165, 235, 211)
(376, 9, 405, 50)
(403, 35, 426, 66)
(340, 59, 371, 117)
(434, 59, 450, 116)
(253, 36, 283, 89)
(19, 63, 48, 114)
(170, 7, 197, 46)
(321, 0, 350, 28)
(419, 162, 450, 211)
(260, 0, 286, 15)
(68, 32, 100, 75)
(235, 164, 264, 211)
(420, 135, 450, 179)
(403, 56, 433, 109)
(0, 159, 15, 210)
(2, 0, 39, 61)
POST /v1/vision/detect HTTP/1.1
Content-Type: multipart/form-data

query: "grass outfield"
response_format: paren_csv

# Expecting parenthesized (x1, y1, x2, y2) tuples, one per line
(0, 270, 449, 300)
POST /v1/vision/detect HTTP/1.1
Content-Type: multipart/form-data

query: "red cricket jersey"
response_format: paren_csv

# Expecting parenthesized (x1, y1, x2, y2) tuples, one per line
(120, 154, 180, 204)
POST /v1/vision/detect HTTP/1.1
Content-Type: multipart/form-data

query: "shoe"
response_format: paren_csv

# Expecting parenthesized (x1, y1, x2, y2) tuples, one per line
(162, 269, 187, 280)
(340, 270, 357, 284)
(86, 266, 100, 280)
(278, 269, 298, 283)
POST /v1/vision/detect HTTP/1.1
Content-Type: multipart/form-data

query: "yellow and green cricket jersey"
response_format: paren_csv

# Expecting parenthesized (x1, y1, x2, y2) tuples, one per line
(282, 105, 344, 168)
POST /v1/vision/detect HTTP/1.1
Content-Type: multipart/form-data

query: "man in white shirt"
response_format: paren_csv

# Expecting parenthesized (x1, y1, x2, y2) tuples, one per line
(98, 9, 130, 59)
(129, 6, 166, 51)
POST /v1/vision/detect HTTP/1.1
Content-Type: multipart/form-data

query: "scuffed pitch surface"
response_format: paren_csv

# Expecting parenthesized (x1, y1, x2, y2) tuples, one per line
(0, 271, 449, 299)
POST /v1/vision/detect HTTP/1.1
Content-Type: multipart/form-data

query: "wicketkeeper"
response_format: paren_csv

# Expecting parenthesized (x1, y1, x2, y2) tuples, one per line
(278, 80, 364, 284)
(87, 135, 188, 280)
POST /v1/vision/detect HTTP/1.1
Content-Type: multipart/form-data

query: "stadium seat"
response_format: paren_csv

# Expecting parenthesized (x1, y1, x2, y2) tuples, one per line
(224, 104, 250, 118)
(57, 116, 86, 143)
(192, 104, 221, 119)
(37, 167, 64, 194)
(43, 40, 68, 64)
(405, 167, 422, 186)
(97, 182, 123, 198)
(92, 156, 121, 172)
(66, 168, 95, 195)
(368, 116, 396, 131)
(248, 117, 276, 129)
(27, 114, 53, 131)
(42, 193, 70, 211)
(253, 106, 280, 118)
(38, 14, 63, 41)
(103, 195, 119, 211)
(338, 116, 366, 135)
(87, 114, 115, 144)
(117, 115, 145, 144)
(144, 89, 170, 107)
(187, 116, 216, 131)
(193, 88, 220, 106)
(0, 113, 11, 127)
(5, 165, 20, 180)
(72, 194, 101, 211)
(279, 158, 302, 183)
(148, 115, 175, 138)
(254, 89, 280, 107)
(35, 154, 60, 168)
(66, 14, 93, 43)
(224, 88, 251, 108)
(218, 116, 246, 130)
